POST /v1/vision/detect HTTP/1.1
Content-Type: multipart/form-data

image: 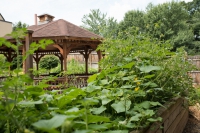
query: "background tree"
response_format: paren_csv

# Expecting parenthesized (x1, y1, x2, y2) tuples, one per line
(39, 55, 59, 72)
(81, 9, 118, 38)
(13, 21, 28, 31)
(118, 10, 145, 33)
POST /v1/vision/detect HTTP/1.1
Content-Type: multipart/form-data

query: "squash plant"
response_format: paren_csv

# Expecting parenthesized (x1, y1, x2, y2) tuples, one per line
(0, 28, 194, 133)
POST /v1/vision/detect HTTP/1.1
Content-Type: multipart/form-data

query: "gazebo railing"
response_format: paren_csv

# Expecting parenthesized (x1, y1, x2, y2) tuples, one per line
(0, 74, 91, 90)
(33, 74, 91, 90)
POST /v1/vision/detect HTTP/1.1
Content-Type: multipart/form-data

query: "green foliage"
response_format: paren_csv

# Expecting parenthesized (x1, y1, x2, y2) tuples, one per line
(13, 21, 28, 31)
(81, 9, 118, 38)
(39, 55, 59, 71)
(10, 55, 23, 70)
(0, 13, 196, 133)
(118, 10, 145, 33)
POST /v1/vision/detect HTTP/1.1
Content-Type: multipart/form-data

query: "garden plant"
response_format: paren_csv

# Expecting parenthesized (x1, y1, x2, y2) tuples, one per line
(0, 28, 194, 133)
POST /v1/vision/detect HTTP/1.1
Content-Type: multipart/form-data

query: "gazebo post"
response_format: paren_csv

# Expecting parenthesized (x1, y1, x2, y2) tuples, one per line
(97, 50, 102, 72)
(24, 30, 34, 79)
(60, 56, 63, 71)
(85, 48, 89, 74)
(63, 43, 67, 72)
(35, 51, 39, 70)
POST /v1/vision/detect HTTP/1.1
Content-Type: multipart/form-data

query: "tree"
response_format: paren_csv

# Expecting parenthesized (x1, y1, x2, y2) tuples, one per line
(81, 9, 118, 38)
(118, 10, 145, 33)
(144, 1, 193, 51)
(13, 21, 28, 31)
(39, 55, 59, 72)
(187, 0, 200, 15)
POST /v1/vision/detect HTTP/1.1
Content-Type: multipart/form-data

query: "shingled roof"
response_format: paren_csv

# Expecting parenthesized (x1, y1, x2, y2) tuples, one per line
(28, 19, 102, 39)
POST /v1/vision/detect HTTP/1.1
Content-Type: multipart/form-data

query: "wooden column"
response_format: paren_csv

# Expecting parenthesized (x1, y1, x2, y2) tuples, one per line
(63, 43, 67, 72)
(25, 30, 34, 78)
(97, 50, 102, 72)
(22, 43, 26, 73)
(85, 48, 89, 74)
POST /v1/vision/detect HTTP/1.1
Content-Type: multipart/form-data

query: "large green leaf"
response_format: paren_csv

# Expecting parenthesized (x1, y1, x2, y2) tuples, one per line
(129, 114, 142, 122)
(90, 106, 106, 114)
(139, 65, 161, 73)
(87, 74, 97, 83)
(88, 123, 112, 130)
(101, 97, 112, 105)
(122, 62, 135, 69)
(58, 89, 85, 108)
(86, 115, 110, 124)
(86, 85, 101, 93)
(32, 115, 67, 129)
(111, 100, 131, 113)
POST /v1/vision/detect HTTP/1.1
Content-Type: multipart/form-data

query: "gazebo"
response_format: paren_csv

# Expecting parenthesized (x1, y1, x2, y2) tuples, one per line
(1, 14, 103, 88)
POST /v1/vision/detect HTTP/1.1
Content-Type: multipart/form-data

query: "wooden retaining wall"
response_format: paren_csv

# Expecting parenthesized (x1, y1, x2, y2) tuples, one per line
(144, 97, 188, 133)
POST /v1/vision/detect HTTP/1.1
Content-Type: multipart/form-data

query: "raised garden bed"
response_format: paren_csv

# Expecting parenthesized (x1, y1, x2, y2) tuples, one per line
(131, 97, 188, 133)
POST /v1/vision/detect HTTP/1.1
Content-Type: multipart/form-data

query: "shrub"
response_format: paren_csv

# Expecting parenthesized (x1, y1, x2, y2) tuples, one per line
(39, 55, 59, 71)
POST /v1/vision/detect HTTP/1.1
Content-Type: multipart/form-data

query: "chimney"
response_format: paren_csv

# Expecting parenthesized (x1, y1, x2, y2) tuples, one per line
(35, 14, 37, 25)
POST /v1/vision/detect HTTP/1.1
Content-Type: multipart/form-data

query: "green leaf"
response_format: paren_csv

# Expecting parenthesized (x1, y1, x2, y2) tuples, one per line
(100, 79, 109, 85)
(18, 100, 43, 106)
(144, 74, 155, 79)
(143, 82, 158, 87)
(88, 123, 112, 130)
(104, 130, 129, 133)
(86, 115, 110, 124)
(120, 85, 132, 89)
(111, 100, 131, 113)
(129, 114, 142, 122)
(86, 85, 101, 93)
(58, 89, 85, 108)
(32, 115, 67, 129)
(87, 74, 97, 83)
(90, 106, 106, 114)
(147, 117, 162, 122)
(0, 91, 4, 98)
(149, 101, 163, 107)
(73, 130, 92, 133)
(101, 97, 112, 105)
(123, 57, 133, 62)
(122, 62, 135, 69)
(137, 101, 151, 109)
(139, 65, 161, 73)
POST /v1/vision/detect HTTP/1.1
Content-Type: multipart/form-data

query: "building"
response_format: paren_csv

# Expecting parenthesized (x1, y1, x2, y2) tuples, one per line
(0, 13, 12, 37)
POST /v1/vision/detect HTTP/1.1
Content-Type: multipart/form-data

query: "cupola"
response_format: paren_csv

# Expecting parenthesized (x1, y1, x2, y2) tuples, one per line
(35, 14, 55, 25)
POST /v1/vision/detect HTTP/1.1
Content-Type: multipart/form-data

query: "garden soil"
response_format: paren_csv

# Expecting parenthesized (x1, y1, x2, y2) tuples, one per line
(183, 103, 200, 133)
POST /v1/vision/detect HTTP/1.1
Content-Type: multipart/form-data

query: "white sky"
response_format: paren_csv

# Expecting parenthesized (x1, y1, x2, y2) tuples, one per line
(0, 0, 192, 26)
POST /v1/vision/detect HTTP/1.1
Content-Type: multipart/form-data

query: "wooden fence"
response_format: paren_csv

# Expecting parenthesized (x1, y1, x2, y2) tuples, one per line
(188, 55, 200, 87)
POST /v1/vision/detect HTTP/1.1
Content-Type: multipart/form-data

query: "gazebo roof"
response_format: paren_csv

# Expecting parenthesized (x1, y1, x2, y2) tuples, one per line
(28, 19, 102, 39)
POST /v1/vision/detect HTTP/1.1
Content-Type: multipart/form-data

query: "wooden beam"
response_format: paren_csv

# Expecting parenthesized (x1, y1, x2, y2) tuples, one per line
(52, 44, 63, 55)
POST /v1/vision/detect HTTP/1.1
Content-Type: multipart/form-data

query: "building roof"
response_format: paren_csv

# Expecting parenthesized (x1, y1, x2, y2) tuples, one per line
(0, 13, 5, 21)
(28, 19, 102, 39)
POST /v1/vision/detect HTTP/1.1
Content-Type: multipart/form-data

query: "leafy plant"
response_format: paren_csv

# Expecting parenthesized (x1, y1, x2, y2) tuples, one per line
(0, 26, 195, 133)
(39, 55, 59, 72)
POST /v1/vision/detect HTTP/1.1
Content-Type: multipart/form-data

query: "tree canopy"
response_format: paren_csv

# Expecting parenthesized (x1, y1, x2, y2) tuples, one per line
(81, 1, 200, 55)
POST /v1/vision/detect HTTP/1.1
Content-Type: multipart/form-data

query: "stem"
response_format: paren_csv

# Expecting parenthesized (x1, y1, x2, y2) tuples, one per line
(85, 104, 88, 130)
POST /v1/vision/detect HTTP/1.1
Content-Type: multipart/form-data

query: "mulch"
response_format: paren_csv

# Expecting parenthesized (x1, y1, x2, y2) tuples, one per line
(183, 103, 200, 133)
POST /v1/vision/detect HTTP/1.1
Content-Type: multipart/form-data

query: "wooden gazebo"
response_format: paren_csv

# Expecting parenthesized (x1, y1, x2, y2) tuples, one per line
(1, 14, 103, 88)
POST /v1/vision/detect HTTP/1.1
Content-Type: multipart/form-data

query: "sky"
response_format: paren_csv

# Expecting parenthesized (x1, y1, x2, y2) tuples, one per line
(0, 0, 193, 27)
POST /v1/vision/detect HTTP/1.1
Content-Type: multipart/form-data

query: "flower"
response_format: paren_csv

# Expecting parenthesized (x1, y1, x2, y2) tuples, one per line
(135, 87, 139, 91)
(134, 77, 137, 81)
